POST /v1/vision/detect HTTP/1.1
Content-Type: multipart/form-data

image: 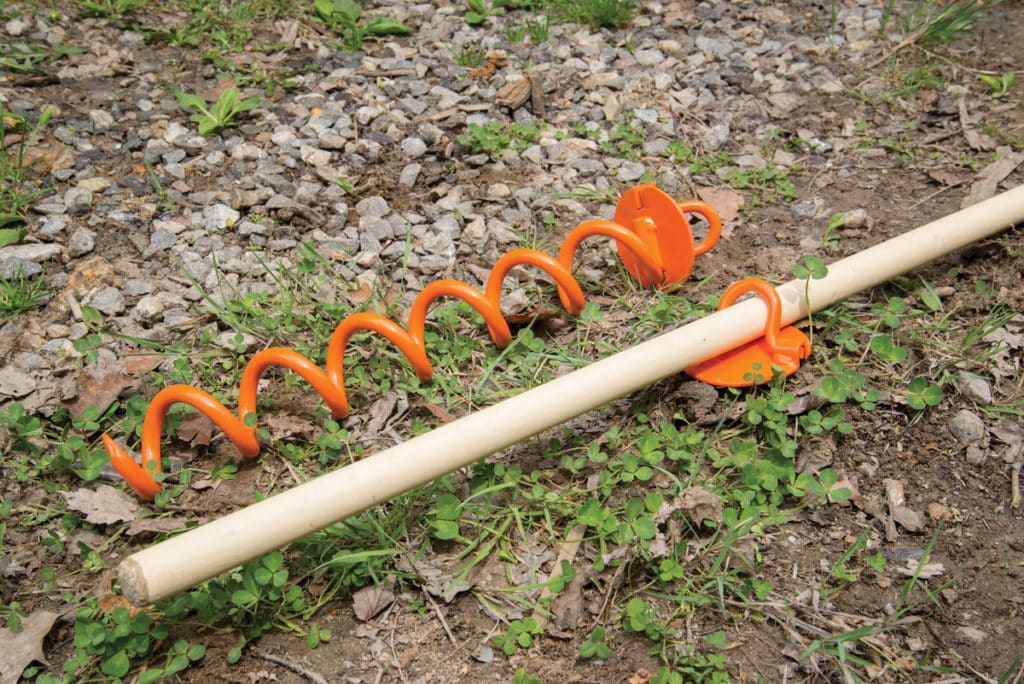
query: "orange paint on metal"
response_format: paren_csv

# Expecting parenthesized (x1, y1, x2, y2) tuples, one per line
(686, 278, 810, 387)
(102, 185, 720, 499)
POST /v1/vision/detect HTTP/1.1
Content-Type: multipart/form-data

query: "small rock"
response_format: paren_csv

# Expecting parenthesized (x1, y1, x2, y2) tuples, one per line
(957, 374, 992, 406)
(840, 208, 871, 230)
(64, 187, 94, 215)
(947, 409, 986, 446)
(88, 109, 115, 129)
(133, 295, 165, 323)
(68, 227, 96, 258)
(201, 204, 240, 231)
(954, 626, 988, 644)
(0, 257, 43, 279)
(926, 502, 952, 521)
(77, 177, 112, 193)
(356, 196, 390, 218)
(400, 137, 428, 158)
(0, 366, 37, 398)
(965, 446, 987, 465)
(4, 17, 29, 35)
(0, 243, 63, 264)
(399, 163, 422, 188)
(617, 161, 646, 181)
(88, 287, 126, 315)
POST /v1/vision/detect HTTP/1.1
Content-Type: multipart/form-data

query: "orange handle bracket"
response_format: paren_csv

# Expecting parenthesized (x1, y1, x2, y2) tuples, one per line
(686, 278, 810, 387)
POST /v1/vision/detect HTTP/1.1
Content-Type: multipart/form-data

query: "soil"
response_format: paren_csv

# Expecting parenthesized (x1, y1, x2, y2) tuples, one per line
(2, 1, 1024, 683)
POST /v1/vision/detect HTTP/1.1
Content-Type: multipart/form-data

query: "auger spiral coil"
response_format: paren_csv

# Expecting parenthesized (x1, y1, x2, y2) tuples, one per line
(103, 183, 722, 499)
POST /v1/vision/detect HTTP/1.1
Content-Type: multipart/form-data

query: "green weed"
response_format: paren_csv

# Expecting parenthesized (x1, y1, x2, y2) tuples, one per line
(549, 0, 637, 29)
(978, 72, 1017, 98)
(314, 0, 413, 51)
(903, 0, 988, 45)
(0, 104, 57, 222)
(173, 87, 259, 136)
(452, 41, 487, 68)
(0, 268, 52, 317)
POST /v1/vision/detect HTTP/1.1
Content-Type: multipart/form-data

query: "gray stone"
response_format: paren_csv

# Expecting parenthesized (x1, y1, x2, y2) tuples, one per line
(359, 216, 394, 242)
(0, 243, 63, 263)
(957, 375, 992, 406)
(400, 137, 428, 158)
(133, 295, 165, 323)
(954, 626, 988, 644)
(0, 367, 36, 398)
(201, 204, 240, 231)
(0, 257, 43, 279)
(147, 230, 177, 253)
(356, 196, 390, 218)
(68, 227, 96, 258)
(89, 287, 126, 315)
(123, 279, 152, 296)
(88, 109, 115, 129)
(64, 187, 93, 215)
(399, 163, 422, 188)
(965, 446, 987, 465)
(617, 161, 646, 181)
(38, 215, 69, 239)
(4, 17, 29, 35)
(948, 409, 987, 446)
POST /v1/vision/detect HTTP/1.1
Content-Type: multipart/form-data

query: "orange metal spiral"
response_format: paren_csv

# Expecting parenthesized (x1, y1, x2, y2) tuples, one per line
(103, 183, 722, 499)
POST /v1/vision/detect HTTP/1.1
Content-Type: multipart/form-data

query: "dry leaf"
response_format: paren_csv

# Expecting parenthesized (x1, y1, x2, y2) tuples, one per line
(961, 148, 1024, 208)
(657, 485, 723, 526)
(695, 186, 743, 236)
(417, 401, 457, 424)
(63, 355, 136, 419)
(926, 168, 963, 186)
(0, 610, 59, 684)
(123, 354, 164, 375)
(125, 517, 189, 536)
(895, 561, 945, 578)
(364, 393, 398, 435)
(60, 485, 141, 525)
(176, 413, 214, 447)
(496, 78, 531, 109)
(263, 413, 316, 441)
(352, 584, 395, 622)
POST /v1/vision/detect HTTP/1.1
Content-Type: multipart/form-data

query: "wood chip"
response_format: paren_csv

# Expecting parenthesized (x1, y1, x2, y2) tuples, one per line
(495, 78, 530, 109)
(961, 147, 1024, 208)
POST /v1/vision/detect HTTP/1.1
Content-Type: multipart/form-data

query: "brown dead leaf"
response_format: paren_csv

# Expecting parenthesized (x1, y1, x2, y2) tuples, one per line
(123, 354, 164, 375)
(176, 412, 214, 447)
(894, 561, 945, 578)
(961, 148, 1024, 208)
(416, 401, 458, 424)
(884, 478, 925, 534)
(530, 72, 546, 119)
(263, 413, 316, 441)
(60, 485, 141, 525)
(695, 186, 743, 236)
(0, 610, 59, 684)
(352, 584, 395, 622)
(125, 517, 190, 536)
(364, 393, 399, 435)
(18, 136, 65, 175)
(62, 355, 136, 419)
(496, 77, 531, 109)
(658, 485, 723, 526)
(926, 168, 964, 186)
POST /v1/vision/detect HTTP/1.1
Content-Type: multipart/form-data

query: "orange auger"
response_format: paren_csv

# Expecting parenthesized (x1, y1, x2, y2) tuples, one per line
(103, 183, 722, 499)
(686, 277, 811, 387)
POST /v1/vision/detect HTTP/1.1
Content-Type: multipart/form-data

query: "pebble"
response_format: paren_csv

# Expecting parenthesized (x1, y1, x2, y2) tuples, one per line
(956, 374, 992, 406)
(64, 187, 93, 215)
(356, 196, 391, 218)
(88, 287, 126, 315)
(0, 367, 36, 398)
(68, 227, 96, 258)
(947, 409, 987, 446)
(400, 137, 428, 158)
(200, 204, 241, 231)
(133, 295, 165, 323)
(0, 243, 63, 264)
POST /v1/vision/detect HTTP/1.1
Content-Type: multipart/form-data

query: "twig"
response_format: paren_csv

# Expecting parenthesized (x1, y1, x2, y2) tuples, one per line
(422, 588, 457, 645)
(388, 611, 410, 684)
(252, 648, 329, 684)
(531, 523, 587, 630)
(1011, 462, 1022, 509)
(908, 180, 967, 210)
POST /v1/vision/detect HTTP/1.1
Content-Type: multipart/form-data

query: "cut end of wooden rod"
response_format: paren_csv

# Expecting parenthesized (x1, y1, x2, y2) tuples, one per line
(118, 557, 149, 606)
